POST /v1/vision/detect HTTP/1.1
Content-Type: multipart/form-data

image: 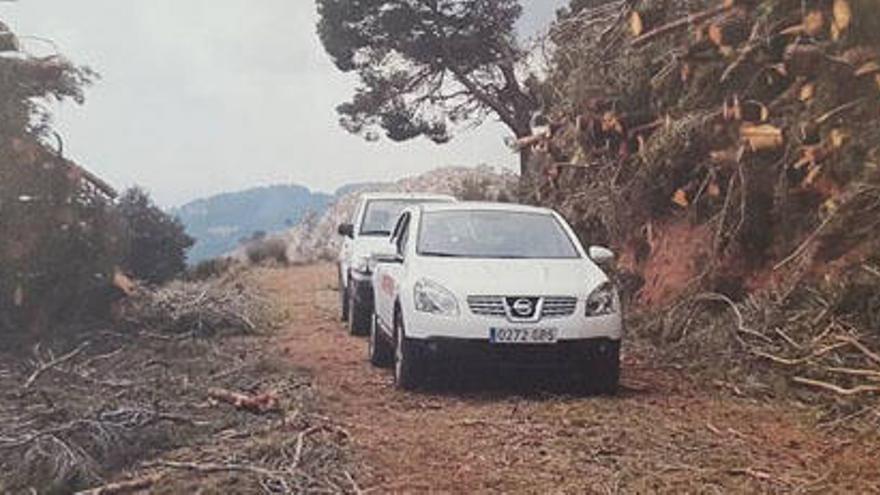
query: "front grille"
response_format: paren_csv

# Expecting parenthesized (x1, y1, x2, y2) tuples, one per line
(467, 296, 506, 316)
(541, 297, 578, 318)
(467, 296, 578, 319)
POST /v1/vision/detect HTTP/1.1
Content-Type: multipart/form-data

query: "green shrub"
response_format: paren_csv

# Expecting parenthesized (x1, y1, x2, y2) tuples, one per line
(245, 237, 289, 265)
(117, 187, 194, 285)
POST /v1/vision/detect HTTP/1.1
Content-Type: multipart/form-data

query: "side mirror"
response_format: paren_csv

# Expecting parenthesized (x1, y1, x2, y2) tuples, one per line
(337, 223, 354, 238)
(589, 246, 615, 266)
(374, 240, 402, 263)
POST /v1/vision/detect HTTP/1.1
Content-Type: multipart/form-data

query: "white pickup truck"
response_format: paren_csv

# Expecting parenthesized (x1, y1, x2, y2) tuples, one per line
(337, 192, 456, 335)
(368, 202, 622, 394)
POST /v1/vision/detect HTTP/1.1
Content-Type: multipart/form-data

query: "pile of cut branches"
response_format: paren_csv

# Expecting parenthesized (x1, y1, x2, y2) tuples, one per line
(121, 273, 273, 337)
(0, 274, 352, 494)
(536, 0, 880, 275)
(642, 259, 880, 419)
(530, 0, 880, 408)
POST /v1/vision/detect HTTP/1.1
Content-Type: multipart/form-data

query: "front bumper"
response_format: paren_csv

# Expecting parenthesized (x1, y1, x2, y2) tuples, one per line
(405, 307, 623, 341)
(409, 337, 619, 369)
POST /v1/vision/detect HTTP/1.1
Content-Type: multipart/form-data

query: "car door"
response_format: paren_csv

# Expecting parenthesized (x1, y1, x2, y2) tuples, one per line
(375, 212, 410, 333)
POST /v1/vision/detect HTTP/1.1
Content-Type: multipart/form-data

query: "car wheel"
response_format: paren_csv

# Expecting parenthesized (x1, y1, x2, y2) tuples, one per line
(368, 313, 393, 368)
(340, 272, 349, 322)
(393, 311, 423, 390)
(579, 340, 620, 396)
(348, 290, 371, 336)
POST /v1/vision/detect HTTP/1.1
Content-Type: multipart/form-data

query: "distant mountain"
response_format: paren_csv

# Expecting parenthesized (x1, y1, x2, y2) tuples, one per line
(172, 184, 333, 263)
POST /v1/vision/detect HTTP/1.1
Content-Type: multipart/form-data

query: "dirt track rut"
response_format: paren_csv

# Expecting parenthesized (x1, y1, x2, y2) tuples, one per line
(265, 264, 880, 494)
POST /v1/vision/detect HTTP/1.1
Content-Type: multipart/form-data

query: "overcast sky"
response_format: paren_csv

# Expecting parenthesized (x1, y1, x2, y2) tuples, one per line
(1, 1, 563, 207)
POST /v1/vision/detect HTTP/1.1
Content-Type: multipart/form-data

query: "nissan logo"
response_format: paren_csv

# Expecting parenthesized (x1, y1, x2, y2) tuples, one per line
(511, 298, 534, 316)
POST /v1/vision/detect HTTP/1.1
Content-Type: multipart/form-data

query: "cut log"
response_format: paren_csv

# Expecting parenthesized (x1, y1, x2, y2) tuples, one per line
(208, 387, 279, 414)
(832, 0, 852, 40)
(629, 8, 665, 38)
(804, 10, 826, 37)
(112, 268, 136, 297)
(723, 96, 768, 123)
(799, 82, 816, 102)
(711, 148, 740, 164)
(740, 123, 784, 152)
(780, 23, 807, 36)
(829, 128, 848, 149)
(13, 285, 24, 307)
(802, 163, 824, 187)
(672, 189, 689, 208)
(708, 15, 750, 48)
(740, 100, 769, 123)
(632, 5, 729, 47)
(838, 46, 880, 67)
(854, 61, 880, 77)
(601, 111, 625, 135)
(793, 144, 828, 170)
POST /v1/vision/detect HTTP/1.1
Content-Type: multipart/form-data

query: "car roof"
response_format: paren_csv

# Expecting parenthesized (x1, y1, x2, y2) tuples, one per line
(417, 201, 558, 215)
(358, 192, 457, 201)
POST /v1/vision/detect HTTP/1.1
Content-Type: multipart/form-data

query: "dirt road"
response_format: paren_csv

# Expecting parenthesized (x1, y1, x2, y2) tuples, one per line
(264, 264, 879, 493)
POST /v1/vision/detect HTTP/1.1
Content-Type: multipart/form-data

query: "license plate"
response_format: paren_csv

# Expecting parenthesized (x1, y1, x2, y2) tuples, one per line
(490, 327, 558, 344)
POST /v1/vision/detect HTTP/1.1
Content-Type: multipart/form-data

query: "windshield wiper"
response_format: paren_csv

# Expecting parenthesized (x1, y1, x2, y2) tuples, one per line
(360, 230, 392, 236)
(419, 251, 465, 258)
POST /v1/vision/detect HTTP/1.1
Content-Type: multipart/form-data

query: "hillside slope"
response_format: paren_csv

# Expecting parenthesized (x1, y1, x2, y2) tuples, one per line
(173, 185, 333, 262)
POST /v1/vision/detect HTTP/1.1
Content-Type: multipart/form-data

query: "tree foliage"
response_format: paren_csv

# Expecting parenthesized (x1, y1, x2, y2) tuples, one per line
(316, 0, 538, 155)
(0, 19, 120, 335)
(118, 187, 194, 285)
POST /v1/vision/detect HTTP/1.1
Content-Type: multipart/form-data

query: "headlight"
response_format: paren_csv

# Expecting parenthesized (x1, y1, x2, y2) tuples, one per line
(586, 282, 616, 317)
(413, 279, 459, 316)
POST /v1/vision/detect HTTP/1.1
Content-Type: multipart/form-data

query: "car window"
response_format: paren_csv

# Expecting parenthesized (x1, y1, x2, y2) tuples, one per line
(417, 210, 580, 259)
(359, 199, 449, 236)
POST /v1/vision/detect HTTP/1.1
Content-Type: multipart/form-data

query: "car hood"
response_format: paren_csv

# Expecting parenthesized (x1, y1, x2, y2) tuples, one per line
(413, 257, 609, 297)
(352, 236, 396, 259)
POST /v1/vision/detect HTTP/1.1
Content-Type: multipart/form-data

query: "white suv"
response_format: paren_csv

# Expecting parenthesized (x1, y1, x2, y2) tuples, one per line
(369, 202, 622, 394)
(337, 192, 456, 335)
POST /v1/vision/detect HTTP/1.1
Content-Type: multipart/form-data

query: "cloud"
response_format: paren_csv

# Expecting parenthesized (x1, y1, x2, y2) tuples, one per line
(1, 0, 563, 206)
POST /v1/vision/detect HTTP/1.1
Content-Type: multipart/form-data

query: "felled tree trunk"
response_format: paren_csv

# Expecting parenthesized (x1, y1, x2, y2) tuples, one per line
(629, 6, 666, 38)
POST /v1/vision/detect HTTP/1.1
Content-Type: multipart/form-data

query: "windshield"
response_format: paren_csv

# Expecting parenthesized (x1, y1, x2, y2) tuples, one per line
(417, 210, 580, 259)
(359, 199, 445, 236)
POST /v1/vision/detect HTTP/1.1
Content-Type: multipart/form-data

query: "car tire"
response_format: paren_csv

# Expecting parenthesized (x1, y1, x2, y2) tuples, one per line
(339, 271, 349, 322)
(580, 340, 620, 396)
(393, 311, 423, 390)
(368, 313, 393, 368)
(348, 290, 371, 336)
